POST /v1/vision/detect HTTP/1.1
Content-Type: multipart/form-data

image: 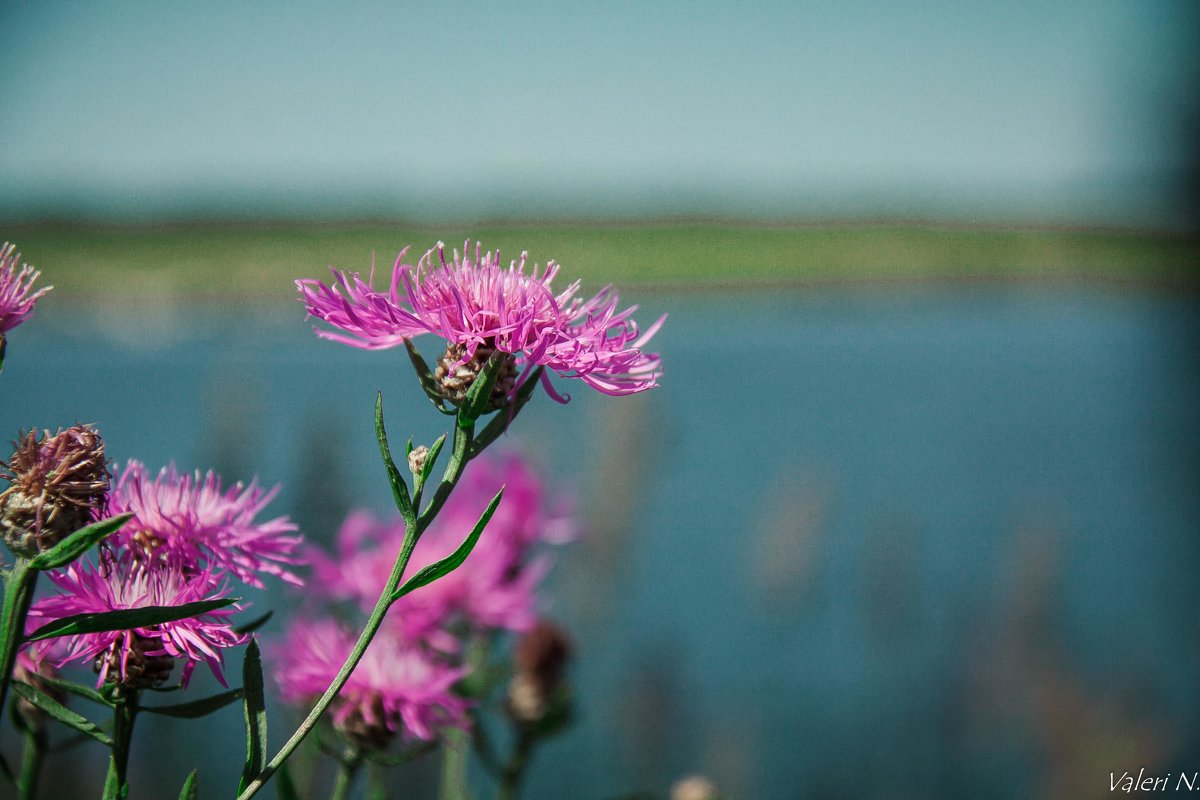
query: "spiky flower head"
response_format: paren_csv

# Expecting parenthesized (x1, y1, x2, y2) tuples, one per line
(271, 618, 470, 749)
(1, 425, 110, 556)
(106, 460, 303, 588)
(0, 242, 51, 336)
(297, 240, 665, 403)
(26, 557, 246, 688)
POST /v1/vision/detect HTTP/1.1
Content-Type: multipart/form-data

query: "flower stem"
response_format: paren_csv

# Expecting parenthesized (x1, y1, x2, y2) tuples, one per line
(439, 727, 471, 800)
(17, 728, 46, 800)
(329, 751, 362, 800)
(102, 689, 138, 799)
(0, 557, 38, 718)
(237, 422, 479, 800)
(496, 730, 535, 800)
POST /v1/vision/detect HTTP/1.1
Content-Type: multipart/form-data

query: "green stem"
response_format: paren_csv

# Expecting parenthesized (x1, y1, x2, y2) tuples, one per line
(17, 728, 46, 800)
(237, 422, 478, 800)
(439, 727, 470, 800)
(496, 731, 535, 800)
(330, 752, 363, 800)
(0, 558, 38, 718)
(102, 690, 138, 799)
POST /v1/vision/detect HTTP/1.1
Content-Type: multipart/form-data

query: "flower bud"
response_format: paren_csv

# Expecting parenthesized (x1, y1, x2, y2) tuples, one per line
(407, 445, 430, 477)
(1, 425, 110, 556)
(507, 620, 573, 727)
(670, 775, 721, 800)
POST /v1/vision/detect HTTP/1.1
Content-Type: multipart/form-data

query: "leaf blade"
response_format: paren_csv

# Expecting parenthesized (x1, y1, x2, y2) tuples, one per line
(238, 639, 267, 794)
(375, 392, 414, 522)
(10, 681, 113, 746)
(28, 514, 133, 571)
(26, 598, 236, 642)
(178, 769, 198, 800)
(393, 487, 503, 601)
(142, 688, 244, 719)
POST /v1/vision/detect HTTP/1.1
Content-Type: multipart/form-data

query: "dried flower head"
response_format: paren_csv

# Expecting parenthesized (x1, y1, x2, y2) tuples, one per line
(0, 242, 51, 336)
(271, 618, 470, 749)
(297, 241, 664, 403)
(107, 460, 303, 587)
(507, 620, 572, 725)
(27, 557, 246, 688)
(0, 425, 110, 556)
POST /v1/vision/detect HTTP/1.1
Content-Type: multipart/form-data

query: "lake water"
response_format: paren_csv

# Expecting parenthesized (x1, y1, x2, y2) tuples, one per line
(1, 283, 1197, 799)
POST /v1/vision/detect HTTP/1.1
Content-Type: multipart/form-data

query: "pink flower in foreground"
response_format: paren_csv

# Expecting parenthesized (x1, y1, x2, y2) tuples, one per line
(107, 460, 303, 587)
(297, 240, 664, 399)
(26, 558, 246, 688)
(307, 455, 574, 647)
(0, 242, 51, 335)
(271, 617, 470, 747)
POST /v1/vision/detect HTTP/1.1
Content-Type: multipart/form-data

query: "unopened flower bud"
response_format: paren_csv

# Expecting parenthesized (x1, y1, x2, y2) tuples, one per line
(408, 445, 430, 476)
(670, 775, 721, 800)
(434, 341, 517, 412)
(1, 425, 110, 556)
(507, 620, 573, 727)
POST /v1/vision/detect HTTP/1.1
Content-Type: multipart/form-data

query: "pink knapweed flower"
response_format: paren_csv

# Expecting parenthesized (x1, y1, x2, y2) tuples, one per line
(297, 240, 664, 399)
(0, 243, 51, 335)
(308, 455, 574, 647)
(271, 617, 470, 747)
(107, 460, 303, 588)
(26, 557, 246, 688)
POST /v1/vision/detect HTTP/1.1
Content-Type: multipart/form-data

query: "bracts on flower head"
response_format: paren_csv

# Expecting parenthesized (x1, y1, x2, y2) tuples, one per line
(0, 425, 110, 557)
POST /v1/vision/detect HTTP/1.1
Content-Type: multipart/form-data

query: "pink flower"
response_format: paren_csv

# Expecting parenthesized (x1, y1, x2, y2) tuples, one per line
(26, 557, 246, 688)
(0, 242, 51, 335)
(271, 617, 470, 746)
(307, 455, 574, 647)
(297, 240, 664, 398)
(107, 460, 303, 588)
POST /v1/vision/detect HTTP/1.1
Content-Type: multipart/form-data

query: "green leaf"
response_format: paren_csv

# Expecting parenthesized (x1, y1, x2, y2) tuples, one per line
(405, 340, 455, 415)
(10, 681, 113, 746)
(471, 365, 543, 457)
(142, 688, 243, 719)
(35, 672, 115, 707)
(276, 761, 300, 800)
(411, 432, 447, 501)
(178, 769, 198, 800)
(29, 513, 134, 571)
(375, 392, 414, 522)
(458, 350, 507, 427)
(234, 610, 274, 636)
(393, 487, 503, 601)
(364, 740, 436, 767)
(26, 598, 237, 642)
(239, 639, 267, 794)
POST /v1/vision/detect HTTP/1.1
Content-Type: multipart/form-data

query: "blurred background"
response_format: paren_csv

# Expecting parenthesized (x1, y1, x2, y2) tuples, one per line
(1, 2, 1198, 799)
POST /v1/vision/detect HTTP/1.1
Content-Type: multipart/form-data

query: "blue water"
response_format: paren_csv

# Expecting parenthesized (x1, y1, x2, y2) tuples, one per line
(1, 285, 1197, 799)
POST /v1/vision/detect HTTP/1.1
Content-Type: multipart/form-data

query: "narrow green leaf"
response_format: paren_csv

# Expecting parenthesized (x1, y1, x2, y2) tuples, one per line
(393, 488, 503, 600)
(26, 598, 236, 642)
(234, 610, 274, 636)
(142, 688, 243, 719)
(412, 433, 447, 501)
(405, 340, 455, 414)
(239, 639, 267, 793)
(35, 672, 114, 707)
(458, 350, 507, 427)
(375, 392, 414, 521)
(29, 514, 134, 571)
(276, 761, 300, 800)
(471, 365, 543, 457)
(11, 681, 113, 746)
(178, 769, 198, 800)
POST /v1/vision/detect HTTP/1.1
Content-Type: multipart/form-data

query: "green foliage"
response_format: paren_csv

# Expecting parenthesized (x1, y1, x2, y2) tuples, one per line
(239, 640, 267, 794)
(28, 514, 133, 571)
(393, 487, 503, 601)
(10, 681, 113, 746)
(142, 688, 244, 719)
(26, 598, 237, 642)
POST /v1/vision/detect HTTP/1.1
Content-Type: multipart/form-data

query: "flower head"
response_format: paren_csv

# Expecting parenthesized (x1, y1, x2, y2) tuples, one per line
(27, 557, 246, 688)
(107, 460, 303, 587)
(308, 454, 573, 647)
(1, 425, 110, 556)
(297, 241, 664, 400)
(271, 617, 470, 748)
(0, 242, 51, 336)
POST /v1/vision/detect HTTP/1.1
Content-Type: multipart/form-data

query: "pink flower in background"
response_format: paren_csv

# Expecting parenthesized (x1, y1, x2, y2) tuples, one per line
(271, 617, 470, 746)
(26, 557, 245, 688)
(297, 240, 664, 398)
(108, 460, 303, 588)
(0, 242, 51, 334)
(307, 454, 574, 647)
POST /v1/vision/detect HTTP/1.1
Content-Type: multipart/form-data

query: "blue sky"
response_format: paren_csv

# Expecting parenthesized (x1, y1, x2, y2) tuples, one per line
(1, 1, 1196, 225)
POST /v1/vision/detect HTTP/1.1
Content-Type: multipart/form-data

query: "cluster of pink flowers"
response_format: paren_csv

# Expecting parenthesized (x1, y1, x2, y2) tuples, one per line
(298, 240, 665, 400)
(273, 452, 574, 747)
(23, 460, 301, 688)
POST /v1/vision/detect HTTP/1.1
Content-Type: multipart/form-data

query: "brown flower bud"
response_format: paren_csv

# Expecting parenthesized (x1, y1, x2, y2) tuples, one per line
(1, 425, 110, 556)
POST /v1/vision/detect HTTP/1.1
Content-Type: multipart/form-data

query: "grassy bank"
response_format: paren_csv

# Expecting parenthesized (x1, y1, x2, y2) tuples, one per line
(3, 221, 1197, 300)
